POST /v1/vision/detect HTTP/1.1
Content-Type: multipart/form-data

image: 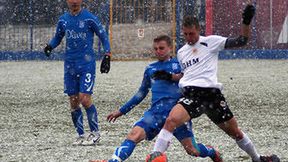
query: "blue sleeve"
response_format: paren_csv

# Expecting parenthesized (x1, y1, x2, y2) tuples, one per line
(88, 16, 111, 53)
(49, 20, 65, 49)
(119, 69, 151, 114)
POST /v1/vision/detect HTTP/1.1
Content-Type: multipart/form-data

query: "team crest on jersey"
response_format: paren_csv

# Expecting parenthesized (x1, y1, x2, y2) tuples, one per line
(172, 63, 178, 70)
(192, 48, 198, 54)
(79, 21, 85, 28)
(220, 101, 226, 107)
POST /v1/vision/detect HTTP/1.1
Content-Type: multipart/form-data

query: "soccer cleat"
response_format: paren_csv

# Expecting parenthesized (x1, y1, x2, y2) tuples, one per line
(207, 146, 223, 162)
(72, 135, 85, 146)
(81, 132, 100, 146)
(108, 155, 122, 162)
(107, 159, 120, 162)
(145, 151, 167, 162)
(252, 154, 280, 162)
(211, 149, 223, 162)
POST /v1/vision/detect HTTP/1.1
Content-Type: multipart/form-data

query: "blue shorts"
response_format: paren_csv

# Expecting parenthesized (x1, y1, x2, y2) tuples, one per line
(64, 61, 96, 96)
(134, 99, 193, 141)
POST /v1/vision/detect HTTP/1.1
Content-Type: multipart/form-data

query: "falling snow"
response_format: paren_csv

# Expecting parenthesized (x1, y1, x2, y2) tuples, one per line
(0, 60, 287, 161)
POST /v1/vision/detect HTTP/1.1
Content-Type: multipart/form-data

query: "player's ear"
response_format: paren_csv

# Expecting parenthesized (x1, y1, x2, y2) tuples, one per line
(168, 45, 173, 51)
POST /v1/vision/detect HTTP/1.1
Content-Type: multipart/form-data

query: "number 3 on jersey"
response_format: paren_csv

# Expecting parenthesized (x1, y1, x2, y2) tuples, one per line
(85, 73, 94, 92)
(85, 73, 92, 83)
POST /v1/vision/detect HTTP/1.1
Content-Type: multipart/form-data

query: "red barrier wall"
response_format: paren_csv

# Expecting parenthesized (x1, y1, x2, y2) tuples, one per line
(211, 0, 288, 49)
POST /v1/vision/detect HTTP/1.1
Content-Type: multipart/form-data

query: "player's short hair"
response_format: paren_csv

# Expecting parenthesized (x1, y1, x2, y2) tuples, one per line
(182, 15, 200, 29)
(153, 35, 172, 47)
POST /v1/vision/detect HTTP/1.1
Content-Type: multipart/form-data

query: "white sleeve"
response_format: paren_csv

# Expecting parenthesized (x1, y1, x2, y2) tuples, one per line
(176, 49, 184, 72)
(207, 35, 227, 53)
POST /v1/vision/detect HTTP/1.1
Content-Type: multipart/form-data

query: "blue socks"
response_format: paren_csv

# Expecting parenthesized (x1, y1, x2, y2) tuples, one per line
(71, 108, 84, 136)
(197, 143, 216, 158)
(191, 134, 216, 158)
(71, 105, 99, 136)
(85, 104, 99, 132)
(109, 139, 136, 162)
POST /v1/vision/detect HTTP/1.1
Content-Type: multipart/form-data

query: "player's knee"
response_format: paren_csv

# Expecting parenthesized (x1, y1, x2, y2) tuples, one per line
(69, 96, 80, 109)
(70, 104, 80, 110)
(126, 130, 144, 143)
(229, 128, 243, 140)
(234, 129, 244, 140)
(164, 116, 178, 131)
(79, 94, 92, 108)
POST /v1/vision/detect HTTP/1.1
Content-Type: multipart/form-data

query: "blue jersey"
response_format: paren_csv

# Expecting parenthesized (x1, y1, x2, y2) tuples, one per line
(120, 58, 182, 114)
(49, 9, 110, 63)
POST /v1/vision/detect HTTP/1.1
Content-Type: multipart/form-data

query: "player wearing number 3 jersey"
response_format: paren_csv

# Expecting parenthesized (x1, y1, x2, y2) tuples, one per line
(44, 0, 111, 146)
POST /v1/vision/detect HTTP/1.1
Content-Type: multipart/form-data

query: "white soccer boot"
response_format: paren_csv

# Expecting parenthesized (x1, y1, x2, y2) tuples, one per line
(81, 131, 100, 146)
(72, 135, 85, 146)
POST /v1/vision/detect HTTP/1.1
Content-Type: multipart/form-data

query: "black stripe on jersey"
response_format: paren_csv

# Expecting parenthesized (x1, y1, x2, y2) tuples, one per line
(200, 42, 208, 47)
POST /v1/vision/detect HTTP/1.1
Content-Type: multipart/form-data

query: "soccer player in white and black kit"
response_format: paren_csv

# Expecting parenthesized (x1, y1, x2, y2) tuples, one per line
(147, 4, 280, 162)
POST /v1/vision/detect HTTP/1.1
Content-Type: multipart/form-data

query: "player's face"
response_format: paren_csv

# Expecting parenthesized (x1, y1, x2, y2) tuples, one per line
(153, 41, 171, 61)
(66, 0, 82, 13)
(182, 26, 200, 45)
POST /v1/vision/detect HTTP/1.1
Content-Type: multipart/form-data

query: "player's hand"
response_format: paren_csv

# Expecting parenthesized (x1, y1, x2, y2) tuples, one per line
(242, 4, 255, 25)
(100, 54, 110, 73)
(152, 70, 172, 80)
(44, 44, 53, 57)
(107, 110, 123, 123)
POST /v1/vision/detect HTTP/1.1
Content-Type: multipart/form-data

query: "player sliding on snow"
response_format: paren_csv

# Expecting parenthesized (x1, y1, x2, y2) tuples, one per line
(147, 4, 280, 162)
(90, 35, 222, 162)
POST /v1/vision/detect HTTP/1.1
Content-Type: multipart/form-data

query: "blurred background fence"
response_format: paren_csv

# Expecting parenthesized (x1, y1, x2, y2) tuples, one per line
(0, 0, 287, 60)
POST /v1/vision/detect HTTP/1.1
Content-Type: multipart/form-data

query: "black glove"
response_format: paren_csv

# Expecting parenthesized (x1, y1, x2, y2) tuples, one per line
(152, 70, 172, 80)
(44, 44, 53, 57)
(100, 54, 110, 73)
(242, 4, 256, 25)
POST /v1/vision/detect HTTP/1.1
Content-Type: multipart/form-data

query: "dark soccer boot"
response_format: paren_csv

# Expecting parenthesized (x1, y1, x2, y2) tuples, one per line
(207, 146, 223, 162)
(211, 149, 223, 162)
(252, 154, 280, 162)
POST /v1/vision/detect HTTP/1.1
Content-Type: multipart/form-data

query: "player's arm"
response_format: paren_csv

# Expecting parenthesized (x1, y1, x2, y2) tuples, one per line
(88, 16, 112, 73)
(44, 20, 65, 57)
(107, 70, 151, 122)
(89, 16, 111, 54)
(119, 71, 151, 114)
(224, 4, 255, 48)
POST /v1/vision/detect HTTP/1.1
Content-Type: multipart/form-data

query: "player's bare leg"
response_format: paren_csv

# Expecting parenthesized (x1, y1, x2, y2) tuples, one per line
(217, 118, 280, 161)
(180, 137, 200, 156)
(217, 117, 260, 160)
(126, 126, 146, 143)
(79, 93, 94, 108)
(218, 117, 258, 157)
(154, 104, 191, 153)
(180, 133, 223, 162)
(151, 104, 223, 161)
(216, 117, 243, 140)
(70, 94, 80, 109)
(163, 104, 191, 132)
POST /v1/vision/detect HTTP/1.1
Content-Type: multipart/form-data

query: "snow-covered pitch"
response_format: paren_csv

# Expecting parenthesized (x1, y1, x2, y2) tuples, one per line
(0, 60, 287, 162)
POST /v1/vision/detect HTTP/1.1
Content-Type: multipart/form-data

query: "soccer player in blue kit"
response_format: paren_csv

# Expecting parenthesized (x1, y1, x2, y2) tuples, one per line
(44, 0, 111, 146)
(93, 35, 222, 162)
